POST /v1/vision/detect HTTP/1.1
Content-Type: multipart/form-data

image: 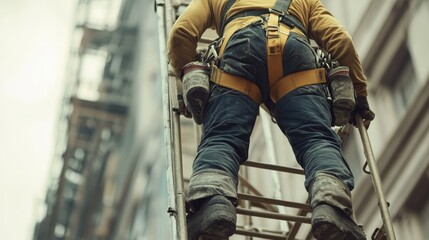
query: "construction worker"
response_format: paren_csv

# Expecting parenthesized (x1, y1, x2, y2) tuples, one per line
(167, 0, 375, 239)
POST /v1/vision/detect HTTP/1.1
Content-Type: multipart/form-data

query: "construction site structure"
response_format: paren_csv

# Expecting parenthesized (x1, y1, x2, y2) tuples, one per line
(33, 0, 429, 239)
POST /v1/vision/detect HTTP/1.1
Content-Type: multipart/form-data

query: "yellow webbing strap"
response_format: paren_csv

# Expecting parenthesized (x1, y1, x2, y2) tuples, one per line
(270, 68, 327, 102)
(266, 13, 287, 88)
(218, 17, 261, 58)
(211, 65, 262, 104)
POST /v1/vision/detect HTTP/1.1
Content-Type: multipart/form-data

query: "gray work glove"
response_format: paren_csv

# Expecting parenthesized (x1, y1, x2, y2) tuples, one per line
(178, 93, 192, 118)
(350, 96, 375, 128)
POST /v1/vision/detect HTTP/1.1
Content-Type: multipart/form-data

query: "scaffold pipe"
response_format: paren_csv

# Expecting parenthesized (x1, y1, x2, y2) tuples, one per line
(356, 114, 396, 240)
(157, 0, 188, 239)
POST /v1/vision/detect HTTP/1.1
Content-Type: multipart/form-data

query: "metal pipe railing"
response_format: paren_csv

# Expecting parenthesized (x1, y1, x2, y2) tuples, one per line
(171, 107, 188, 239)
(157, 0, 187, 238)
(356, 114, 396, 240)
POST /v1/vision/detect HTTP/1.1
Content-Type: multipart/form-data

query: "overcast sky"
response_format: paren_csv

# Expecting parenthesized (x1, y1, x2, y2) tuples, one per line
(0, 0, 75, 239)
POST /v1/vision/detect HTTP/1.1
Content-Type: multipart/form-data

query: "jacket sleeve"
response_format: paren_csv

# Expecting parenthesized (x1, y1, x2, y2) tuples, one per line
(308, 0, 368, 97)
(167, 0, 214, 78)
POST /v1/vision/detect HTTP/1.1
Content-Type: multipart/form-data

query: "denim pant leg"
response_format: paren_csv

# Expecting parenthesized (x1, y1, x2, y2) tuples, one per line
(187, 24, 264, 204)
(273, 84, 355, 191)
(187, 85, 259, 204)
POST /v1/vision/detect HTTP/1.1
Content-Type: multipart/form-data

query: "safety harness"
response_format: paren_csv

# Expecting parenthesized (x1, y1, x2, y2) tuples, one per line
(210, 0, 326, 104)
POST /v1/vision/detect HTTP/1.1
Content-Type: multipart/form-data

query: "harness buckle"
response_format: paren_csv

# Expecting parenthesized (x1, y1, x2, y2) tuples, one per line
(268, 8, 284, 16)
(266, 25, 280, 38)
(203, 37, 224, 64)
(265, 13, 281, 55)
(211, 37, 224, 50)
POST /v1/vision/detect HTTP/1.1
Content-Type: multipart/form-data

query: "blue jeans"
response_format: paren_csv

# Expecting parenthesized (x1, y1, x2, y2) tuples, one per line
(187, 22, 354, 204)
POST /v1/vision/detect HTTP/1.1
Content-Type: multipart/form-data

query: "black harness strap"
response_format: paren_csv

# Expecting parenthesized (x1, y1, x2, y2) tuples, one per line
(273, 0, 306, 35)
(219, 0, 307, 38)
(219, 0, 237, 37)
(274, 0, 292, 13)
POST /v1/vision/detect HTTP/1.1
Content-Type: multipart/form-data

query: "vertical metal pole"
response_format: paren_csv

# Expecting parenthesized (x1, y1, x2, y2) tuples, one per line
(355, 114, 396, 240)
(157, 1, 178, 238)
(157, 0, 188, 238)
(172, 106, 188, 240)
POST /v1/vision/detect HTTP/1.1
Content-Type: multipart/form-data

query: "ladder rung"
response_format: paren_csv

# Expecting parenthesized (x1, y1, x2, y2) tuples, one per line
(236, 207, 312, 224)
(243, 160, 305, 175)
(234, 227, 287, 240)
(238, 193, 311, 210)
(235, 228, 306, 240)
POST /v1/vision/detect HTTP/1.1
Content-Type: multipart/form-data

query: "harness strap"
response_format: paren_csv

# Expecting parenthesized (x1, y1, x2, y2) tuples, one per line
(211, 65, 262, 104)
(220, 0, 307, 38)
(211, 66, 326, 104)
(219, 0, 237, 38)
(218, 17, 260, 58)
(274, 0, 292, 13)
(266, 13, 288, 88)
(270, 68, 327, 102)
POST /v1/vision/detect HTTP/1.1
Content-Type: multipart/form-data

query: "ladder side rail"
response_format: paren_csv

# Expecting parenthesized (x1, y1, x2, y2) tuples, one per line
(170, 90, 188, 240)
(156, 1, 177, 239)
(157, 0, 188, 239)
(356, 114, 396, 240)
(167, 14, 189, 240)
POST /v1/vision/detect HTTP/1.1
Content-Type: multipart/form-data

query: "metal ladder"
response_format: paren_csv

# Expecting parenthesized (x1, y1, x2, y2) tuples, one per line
(155, 0, 396, 239)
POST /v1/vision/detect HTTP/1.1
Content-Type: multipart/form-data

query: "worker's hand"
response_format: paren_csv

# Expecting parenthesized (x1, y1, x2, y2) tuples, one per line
(178, 94, 192, 118)
(350, 96, 375, 128)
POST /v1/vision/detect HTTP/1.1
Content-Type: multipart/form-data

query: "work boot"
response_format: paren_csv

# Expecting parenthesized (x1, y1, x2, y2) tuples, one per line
(312, 204, 366, 240)
(182, 62, 210, 125)
(187, 195, 236, 240)
(309, 173, 366, 240)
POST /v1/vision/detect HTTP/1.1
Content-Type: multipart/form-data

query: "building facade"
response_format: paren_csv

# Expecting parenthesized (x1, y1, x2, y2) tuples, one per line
(325, 0, 429, 239)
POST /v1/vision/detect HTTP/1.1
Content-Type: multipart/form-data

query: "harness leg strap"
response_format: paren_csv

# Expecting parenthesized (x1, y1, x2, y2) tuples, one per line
(270, 68, 327, 102)
(211, 65, 262, 104)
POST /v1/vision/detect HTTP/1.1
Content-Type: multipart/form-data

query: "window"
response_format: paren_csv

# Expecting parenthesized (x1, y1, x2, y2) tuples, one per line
(77, 49, 108, 101)
(76, 0, 124, 29)
(395, 171, 429, 240)
(391, 50, 418, 116)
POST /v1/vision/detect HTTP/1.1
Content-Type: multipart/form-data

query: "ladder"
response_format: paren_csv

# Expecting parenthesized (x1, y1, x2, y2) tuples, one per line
(155, 0, 396, 239)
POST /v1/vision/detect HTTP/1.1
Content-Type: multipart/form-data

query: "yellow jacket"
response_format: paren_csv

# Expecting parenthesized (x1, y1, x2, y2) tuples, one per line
(167, 0, 368, 97)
